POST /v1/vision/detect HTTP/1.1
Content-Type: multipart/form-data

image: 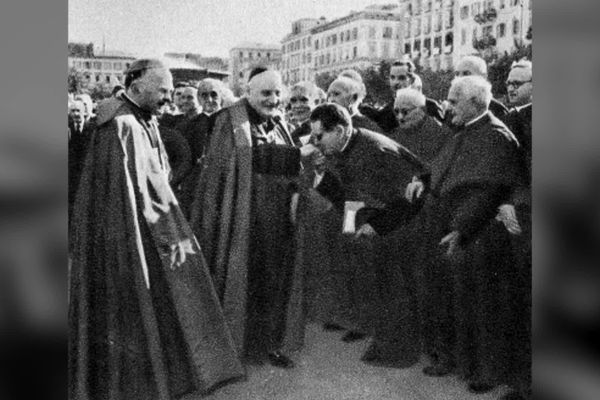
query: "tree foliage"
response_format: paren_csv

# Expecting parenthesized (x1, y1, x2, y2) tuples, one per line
(68, 67, 86, 94)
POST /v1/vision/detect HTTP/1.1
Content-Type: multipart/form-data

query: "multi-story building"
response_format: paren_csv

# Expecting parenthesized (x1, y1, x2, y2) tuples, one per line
(68, 43, 136, 90)
(310, 4, 404, 78)
(280, 18, 325, 85)
(400, 0, 532, 71)
(228, 42, 282, 94)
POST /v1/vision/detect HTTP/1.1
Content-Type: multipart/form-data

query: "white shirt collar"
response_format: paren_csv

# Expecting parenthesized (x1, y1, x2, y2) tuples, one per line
(464, 111, 488, 127)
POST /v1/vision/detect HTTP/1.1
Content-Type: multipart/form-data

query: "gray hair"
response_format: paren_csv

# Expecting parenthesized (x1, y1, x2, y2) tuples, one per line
(395, 88, 426, 108)
(450, 75, 492, 110)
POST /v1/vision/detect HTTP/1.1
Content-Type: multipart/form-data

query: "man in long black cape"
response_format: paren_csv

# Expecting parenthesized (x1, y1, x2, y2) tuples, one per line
(69, 59, 244, 400)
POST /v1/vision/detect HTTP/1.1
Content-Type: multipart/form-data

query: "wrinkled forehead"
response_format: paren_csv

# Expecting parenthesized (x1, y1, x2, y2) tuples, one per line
(390, 65, 410, 76)
(508, 67, 532, 82)
(198, 81, 219, 92)
(328, 80, 351, 94)
(395, 94, 421, 108)
(181, 86, 197, 96)
(291, 86, 311, 97)
(249, 71, 283, 92)
(69, 101, 85, 112)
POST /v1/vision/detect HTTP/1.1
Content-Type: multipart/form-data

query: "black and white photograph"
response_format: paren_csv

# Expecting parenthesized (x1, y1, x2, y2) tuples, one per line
(67, 1, 533, 399)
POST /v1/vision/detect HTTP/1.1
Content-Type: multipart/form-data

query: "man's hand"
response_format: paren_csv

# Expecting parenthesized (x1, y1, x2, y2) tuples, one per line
(169, 239, 195, 270)
(405, 176, 425, 203)
(439, 230, 461, 258)
(495, 204, 522, 235)
(300, 143, 319, 158)
(354, 223, 377, 240)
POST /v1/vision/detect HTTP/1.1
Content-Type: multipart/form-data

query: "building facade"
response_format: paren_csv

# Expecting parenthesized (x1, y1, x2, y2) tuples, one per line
(310, 4, 404, 78)
(68, 52, 135, 90)
(280, 18, 325, 85)
(228, 42, 282, 94)
(400, 0, 532, 71)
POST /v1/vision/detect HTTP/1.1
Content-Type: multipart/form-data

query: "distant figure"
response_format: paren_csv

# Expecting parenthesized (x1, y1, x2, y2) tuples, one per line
(327, 76, 382, 132)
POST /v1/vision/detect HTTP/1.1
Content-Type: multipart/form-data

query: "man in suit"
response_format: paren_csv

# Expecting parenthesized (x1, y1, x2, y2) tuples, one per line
(327, 77, 382, 132)
(308, 103, 424, 350)
(498, 59, 532, 400)
(189, 67, 318, 369)
(68, 99, 92, 223)
(159, 81, 190, 128)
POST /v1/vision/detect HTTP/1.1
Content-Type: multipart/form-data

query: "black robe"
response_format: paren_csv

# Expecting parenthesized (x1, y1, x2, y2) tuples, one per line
(189, 99, 306, 359)
(69, 96, 244, 400)
(314, 128, 424, 336)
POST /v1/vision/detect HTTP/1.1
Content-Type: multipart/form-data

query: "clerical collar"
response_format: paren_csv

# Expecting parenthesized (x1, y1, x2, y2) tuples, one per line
(464, 111, 488, 127)
(515, 102, 532, 112)
(340, 128, 356, 153)
(120, 93, 154, 122)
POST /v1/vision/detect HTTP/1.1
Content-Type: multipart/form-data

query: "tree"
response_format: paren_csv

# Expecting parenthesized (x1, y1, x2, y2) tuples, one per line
(361, 61, 393, 106)
(488, 39, 532, 98)
(314, 72, 336, 93)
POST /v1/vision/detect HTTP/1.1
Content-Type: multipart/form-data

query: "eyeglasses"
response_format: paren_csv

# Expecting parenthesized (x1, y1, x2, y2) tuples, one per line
(289, 96, 309, 104)
(199, 91, 219, 99)
(506, 80, 532, 88)
(455, 71, 472, 77)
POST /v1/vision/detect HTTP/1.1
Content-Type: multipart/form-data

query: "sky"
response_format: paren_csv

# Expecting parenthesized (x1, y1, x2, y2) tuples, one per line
(68, 0, 399, 58)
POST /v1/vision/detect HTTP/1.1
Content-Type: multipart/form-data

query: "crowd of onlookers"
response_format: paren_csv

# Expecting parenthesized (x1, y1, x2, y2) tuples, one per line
(68, 54, 531, 400)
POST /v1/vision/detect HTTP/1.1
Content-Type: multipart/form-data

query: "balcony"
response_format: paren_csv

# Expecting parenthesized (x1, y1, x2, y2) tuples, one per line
(472, 34, 497, 50)
(474, 7, 497, 24)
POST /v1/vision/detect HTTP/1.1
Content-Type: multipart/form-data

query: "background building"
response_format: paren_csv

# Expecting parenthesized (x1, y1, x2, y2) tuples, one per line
(228, 42, 282, 95)
(68, 42, 135, 91)
(400, 0, 532, 71)
(163, 53, 229, 83)
(310, 4, 404, 77)
(280, 18, 325, 85)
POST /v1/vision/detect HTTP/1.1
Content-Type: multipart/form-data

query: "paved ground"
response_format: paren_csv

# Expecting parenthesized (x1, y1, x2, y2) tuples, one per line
(188, 323, 510, 400)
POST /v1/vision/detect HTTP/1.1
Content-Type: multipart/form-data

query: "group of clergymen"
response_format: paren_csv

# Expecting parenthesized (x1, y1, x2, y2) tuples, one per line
(68, 54, 532, 400)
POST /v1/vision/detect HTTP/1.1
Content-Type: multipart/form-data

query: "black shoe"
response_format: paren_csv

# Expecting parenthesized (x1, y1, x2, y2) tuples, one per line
(422, 362, 454, 377)
(267, 351, 295, 369)
(467, 381, 496, 394)
(500, 390, 527, 400)
(361, 344, 418, 368)
(323, 322, 345, 331)
(341, 331, 367, 342)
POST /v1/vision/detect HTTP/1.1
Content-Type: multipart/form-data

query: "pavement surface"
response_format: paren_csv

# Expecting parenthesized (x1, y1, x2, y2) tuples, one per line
(188, 323, 510, 400)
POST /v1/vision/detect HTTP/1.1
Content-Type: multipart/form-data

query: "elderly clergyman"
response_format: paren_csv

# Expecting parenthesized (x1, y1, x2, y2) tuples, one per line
(377, 75, 522, 392)
(69, 58, 244, 400)
(190, 67, 318, 369)
(327, 76, 382, 132)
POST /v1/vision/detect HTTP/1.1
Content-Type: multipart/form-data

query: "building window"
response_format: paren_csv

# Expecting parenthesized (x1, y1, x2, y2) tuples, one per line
(75, 61, 82, 68)
(315, 39, 319, 50)
(445, 10, 454, 28)
(346, 30, 351, 41)
(472, 2, 480, 16)
(106, 75, 111, 83)
(405, 20, 411, 38)
(460, 5, 469, 19)
(326, 53, 330, 64)
(424, 16, 431, 34)
(513, 18, 520, 35)
(414, 40, 421, 51)
(267, 52, 271, 59)
(497, 23, 506, 37)
(368, 26, 376, 39)
(368, 42, 377, 57)
(353, 46, 357, 58)
(93, 61, 102, 70)
(125, 63, 131, 69)
(103, 62, 111, 70)
(414, 0, 422, 15)
(382, 42, 390, 58)
(95, 75, 100, 82)
(500, 0, 506, 8)
(425, 0, 432, 13)
(424, 38, 431, 53)
(339, 32, 344, 43)
(352, 27, 358, 40)
(434, 36, 442, 50)
(307, 53, 311, 63)
(414, 18, 421, 36)
(435, 13, 442, 31)
(445, 32, 454, 47)
(113, 62, 122, 70)
(461, 29, 467, 45)
(332, 34, 337, 45)
(511, 0, 518, 6)
(85, 74, 91, 81)
(404, 42, 411, 54)
(383, 26, 393, 38)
